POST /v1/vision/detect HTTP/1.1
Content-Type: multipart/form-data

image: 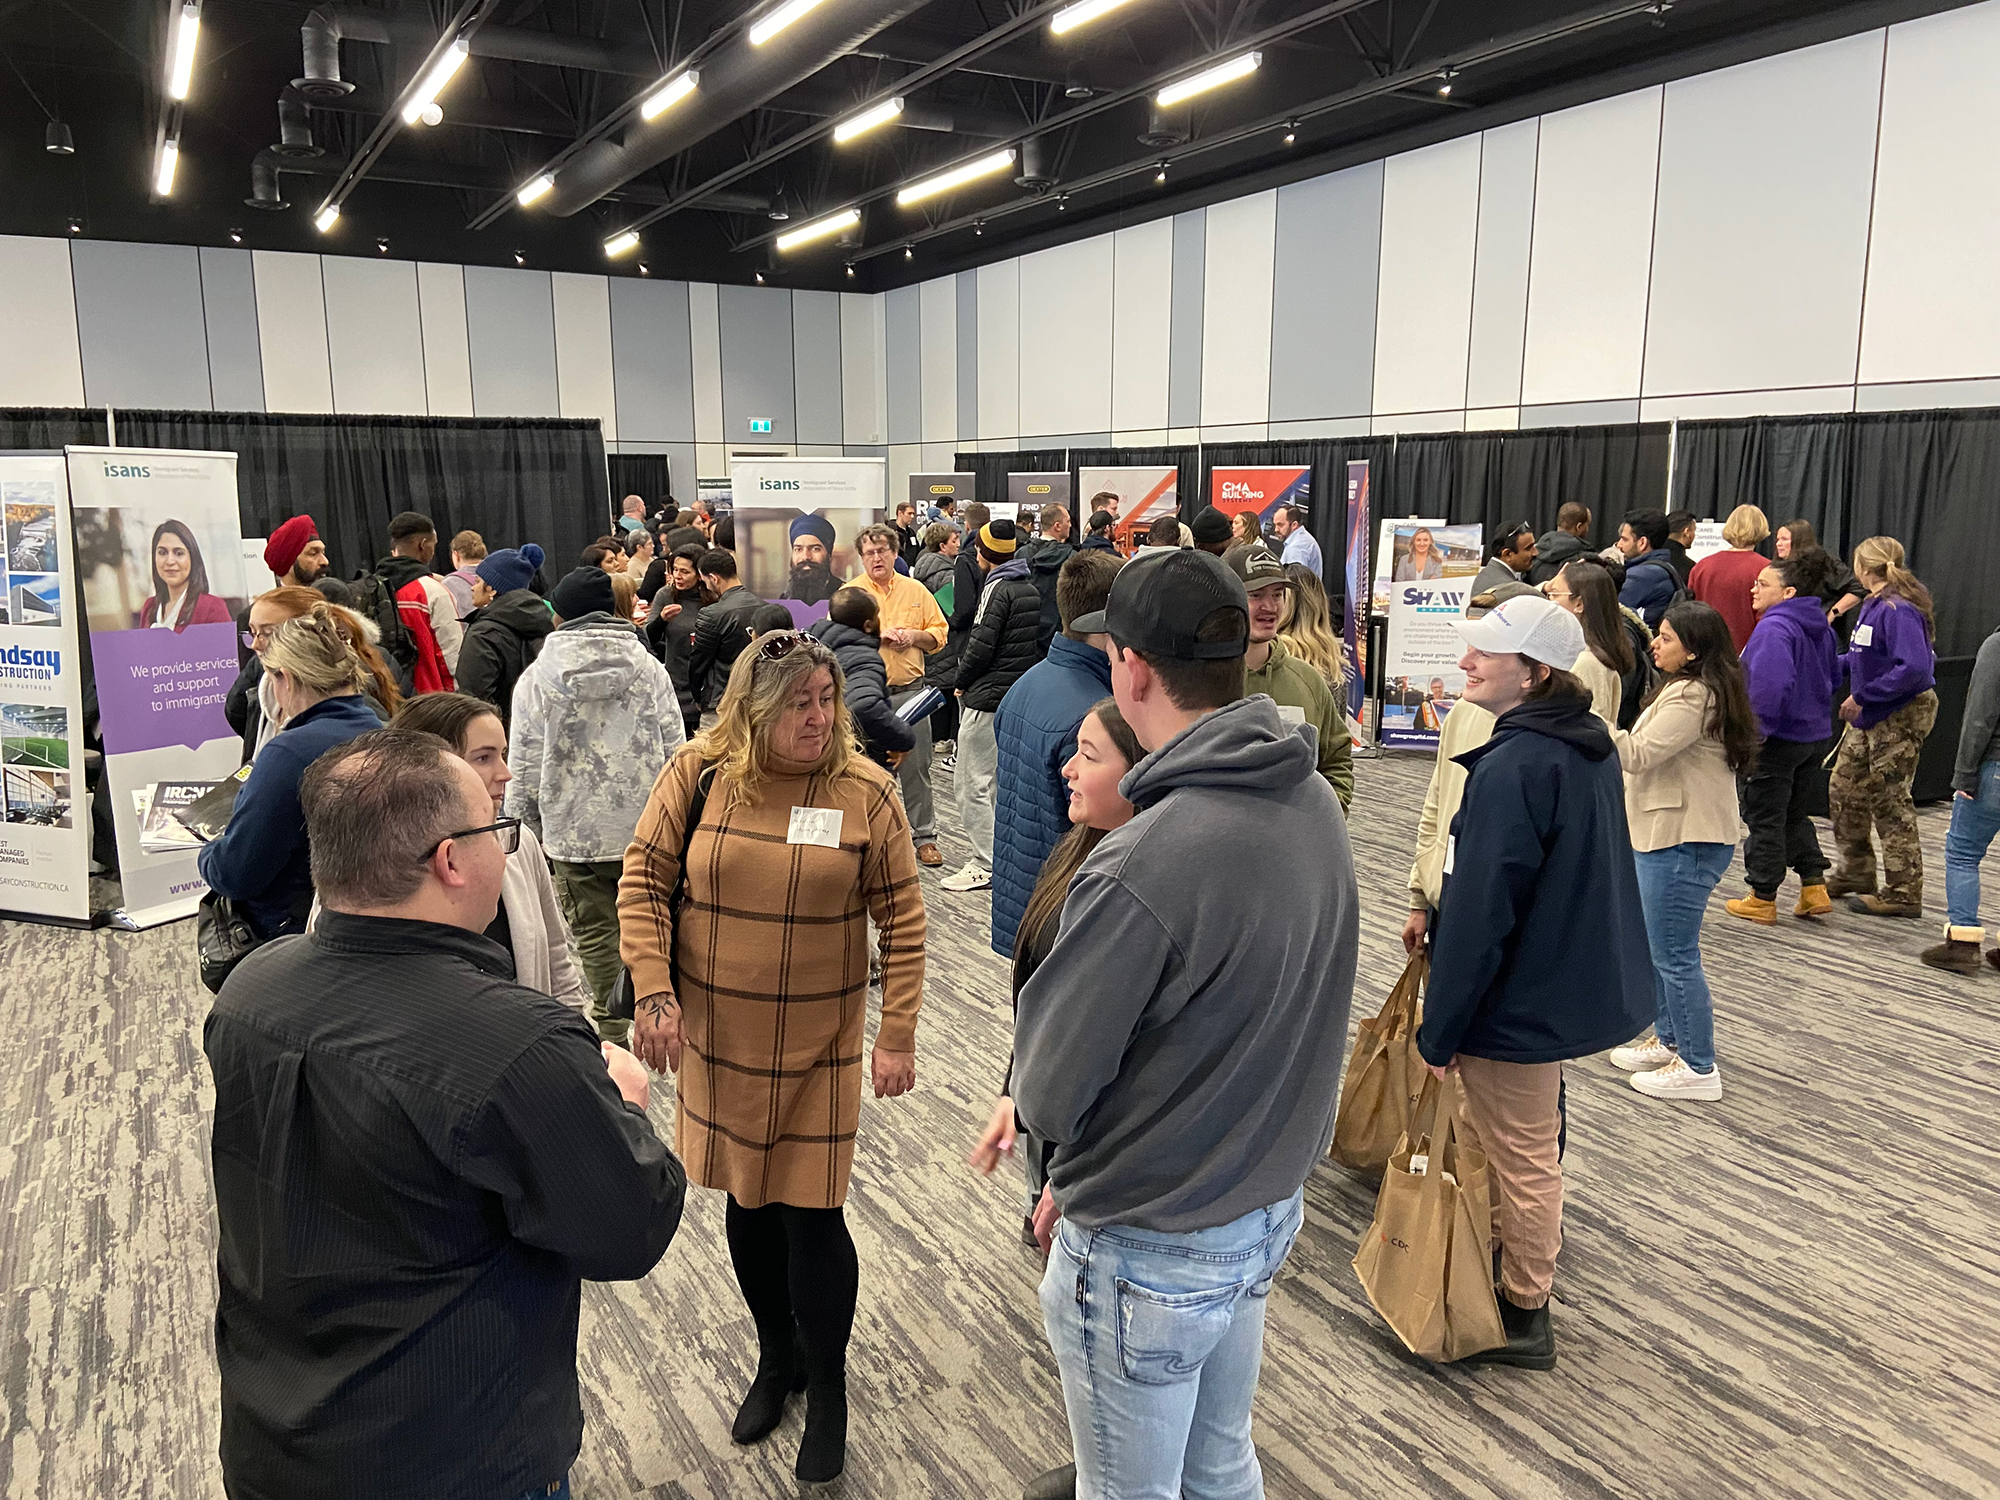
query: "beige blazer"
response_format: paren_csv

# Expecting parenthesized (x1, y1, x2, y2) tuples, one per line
(1611, 679, 1743, 853)
(1570, 647, 1622, 730)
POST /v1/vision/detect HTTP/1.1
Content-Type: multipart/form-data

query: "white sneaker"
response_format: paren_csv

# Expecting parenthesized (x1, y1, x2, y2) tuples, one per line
(1609, 1036, 1676, 1072)
(939, 862, 991, 892)
(1629, 1056, 1723, 1102)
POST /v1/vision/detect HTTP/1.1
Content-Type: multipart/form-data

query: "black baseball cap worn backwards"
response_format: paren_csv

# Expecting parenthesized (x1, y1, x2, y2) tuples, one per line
(1071, 548, 1249, 660)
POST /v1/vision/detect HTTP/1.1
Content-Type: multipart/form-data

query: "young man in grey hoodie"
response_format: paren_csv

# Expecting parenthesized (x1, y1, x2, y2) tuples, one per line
(1012, 548, 1360, 1500)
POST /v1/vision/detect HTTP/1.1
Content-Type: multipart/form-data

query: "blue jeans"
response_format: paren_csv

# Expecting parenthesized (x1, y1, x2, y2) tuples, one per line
(1946, 760, 2000, 929)
(1633, 843, 1733, 1073)
(1039, 1190, 1303, 1500)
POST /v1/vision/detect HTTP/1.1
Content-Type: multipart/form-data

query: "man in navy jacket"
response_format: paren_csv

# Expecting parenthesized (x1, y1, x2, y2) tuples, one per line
(989, 550, 1123, 957)
(1615, 508, 1680, 627)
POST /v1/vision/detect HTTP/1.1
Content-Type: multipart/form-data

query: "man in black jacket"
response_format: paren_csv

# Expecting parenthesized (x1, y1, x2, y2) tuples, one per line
(455, 545, 552, 731)
(1527, 503, 1592, 586)
(204, 729, 683, 1500)
(1025, 501, 1076, 653)
(688, 548, 764, 709)
(943, 518, 1043, 893)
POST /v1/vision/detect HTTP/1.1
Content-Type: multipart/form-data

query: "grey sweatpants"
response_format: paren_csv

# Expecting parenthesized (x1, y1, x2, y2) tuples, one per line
(889, 686, 935, 843)
(956, 707, 999, 868)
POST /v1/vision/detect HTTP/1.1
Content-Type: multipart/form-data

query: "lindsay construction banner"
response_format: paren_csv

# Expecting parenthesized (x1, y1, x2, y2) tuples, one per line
(0, 452, 91, 923)
(1076, 467, 1175, 552)
(1210, 466, 1309, 550)
(68, 447, 252, 926)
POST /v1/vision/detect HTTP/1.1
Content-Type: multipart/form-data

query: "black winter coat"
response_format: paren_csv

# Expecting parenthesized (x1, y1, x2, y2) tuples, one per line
(809, 619, 915, 762)
(689, 585, 765, 708)
(455, 590, 553, 731)
(955, 558, 1045, 712)
(646, 585, 704, 731)
(1026, 541, 1075, 654)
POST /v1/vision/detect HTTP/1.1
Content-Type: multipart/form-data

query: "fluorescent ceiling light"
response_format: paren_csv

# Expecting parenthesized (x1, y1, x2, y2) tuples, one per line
(314, 204, 340, 233)
(167, 2, 200, 101)
(639, 69, 698, 121)
(895, 149, 1017, 207)
(516, 173, 555, 206)
(1155, 50, 1261, 108)
(401, 37, 469, 125)
(155, 139, 179, 196)
(833, 97, 904, 143)
(604, 229, 641, 257)
(749, 0, 827, 46)
(1050, 0, 1138, 36)
(776, 208, 860, 252)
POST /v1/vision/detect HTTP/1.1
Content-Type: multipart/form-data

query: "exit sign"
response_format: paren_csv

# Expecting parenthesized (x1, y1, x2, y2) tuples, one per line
(748, 418, 773, 433)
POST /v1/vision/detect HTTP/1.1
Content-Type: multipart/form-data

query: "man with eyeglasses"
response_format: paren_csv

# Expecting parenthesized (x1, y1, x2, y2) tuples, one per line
(1474, 521, 1540, 597)
(205, 728, 685, 1500)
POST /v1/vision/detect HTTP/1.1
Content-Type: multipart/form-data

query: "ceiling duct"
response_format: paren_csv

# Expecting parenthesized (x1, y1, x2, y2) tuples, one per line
(1014, 134, 1056, 189)
(294, 4, 658, 100)
(274, 95, 326, 158)
(1138, 102, 1188, 148)
(248, 146, 776, 215)
(244, 159, 291, 209)
(540, 0, 934, 218)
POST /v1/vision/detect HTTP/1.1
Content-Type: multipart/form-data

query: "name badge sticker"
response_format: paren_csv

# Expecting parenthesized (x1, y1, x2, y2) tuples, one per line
(1444, 835, 1456, 875)
(1851, 622, 1874, 647)
(788, 806, 844, 848)
(1276, 704, 1307, 726)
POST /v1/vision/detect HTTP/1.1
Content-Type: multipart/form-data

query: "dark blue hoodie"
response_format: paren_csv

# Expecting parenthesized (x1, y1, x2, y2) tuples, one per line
(1420, 692, 1654, 1067)
(1618, 551, 1679, 628)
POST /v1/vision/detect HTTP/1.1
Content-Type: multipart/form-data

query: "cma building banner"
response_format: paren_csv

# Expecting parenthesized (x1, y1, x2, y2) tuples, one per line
(1210, 466, 1310, 530)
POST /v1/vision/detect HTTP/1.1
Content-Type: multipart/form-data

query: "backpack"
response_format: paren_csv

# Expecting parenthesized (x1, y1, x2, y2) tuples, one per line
(1617, 614, 1657, 731)
(351, 571, 419, 696)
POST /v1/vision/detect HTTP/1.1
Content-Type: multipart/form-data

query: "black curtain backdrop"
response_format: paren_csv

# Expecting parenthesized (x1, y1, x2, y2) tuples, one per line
(608, 454, 676, 519)
(0, 407, 610, 583)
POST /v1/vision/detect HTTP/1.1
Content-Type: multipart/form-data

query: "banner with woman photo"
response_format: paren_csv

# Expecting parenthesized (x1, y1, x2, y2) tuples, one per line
(67, 447, 251, 926)
(1379, 522, 1483, 751)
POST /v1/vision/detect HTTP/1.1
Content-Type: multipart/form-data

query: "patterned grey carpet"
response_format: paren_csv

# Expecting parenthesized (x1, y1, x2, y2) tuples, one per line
(2, 751, 1996, 1499)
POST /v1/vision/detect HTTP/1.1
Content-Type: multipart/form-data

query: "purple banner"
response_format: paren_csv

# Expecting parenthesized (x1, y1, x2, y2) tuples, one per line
(91, 622, 239, 753)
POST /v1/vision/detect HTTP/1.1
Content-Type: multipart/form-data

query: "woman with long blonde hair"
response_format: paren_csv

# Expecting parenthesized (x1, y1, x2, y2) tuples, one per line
(227, 584, 401, 762)
(1829, 536, 1938, 917)
(618, 631, 926, 1485)
(1277, 561, 1347, 696)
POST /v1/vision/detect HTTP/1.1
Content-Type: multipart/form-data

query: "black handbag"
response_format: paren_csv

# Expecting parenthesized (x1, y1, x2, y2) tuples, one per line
(609, 761, 715, 1021)
(196, 892, 264, 995)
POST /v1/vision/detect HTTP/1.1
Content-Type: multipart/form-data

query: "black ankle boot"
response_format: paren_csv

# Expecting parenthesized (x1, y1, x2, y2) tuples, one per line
(1022, 1461, 1078, 1500)
(730, 1343, 807, 1445)
(795, 1378, 848, 1483)
(1466, 1293, 1556, 1370)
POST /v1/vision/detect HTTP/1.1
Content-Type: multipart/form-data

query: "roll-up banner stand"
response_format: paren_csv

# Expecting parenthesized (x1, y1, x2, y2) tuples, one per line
(1074, 467, 1172, 553)
(1341, 461, 1373, 742)
(909, 473, 970, 516)
(1377, 522, 1483, 752)
(0, 453, 92, 924)
(1007, 472, 1073, 539)
(67, 447, 252, 928)
(729, 456, 887, 629)
(1210, 466, 1310, 554)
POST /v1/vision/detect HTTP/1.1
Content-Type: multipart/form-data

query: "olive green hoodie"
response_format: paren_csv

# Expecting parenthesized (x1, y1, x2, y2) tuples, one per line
(1244, 635, 1352, 810)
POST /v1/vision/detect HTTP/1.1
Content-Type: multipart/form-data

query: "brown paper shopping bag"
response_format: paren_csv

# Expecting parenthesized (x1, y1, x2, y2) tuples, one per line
(1330, 951, 1428, 1173)
(1351, 1072, 1507, 1363)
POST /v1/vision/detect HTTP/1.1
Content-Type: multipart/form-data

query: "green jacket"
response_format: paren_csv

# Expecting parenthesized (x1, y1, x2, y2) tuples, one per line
(1245, 637, 1353, 810)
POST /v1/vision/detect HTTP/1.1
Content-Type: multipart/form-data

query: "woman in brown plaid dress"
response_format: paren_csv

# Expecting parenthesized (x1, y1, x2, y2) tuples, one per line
(618, 630, 926, 1485)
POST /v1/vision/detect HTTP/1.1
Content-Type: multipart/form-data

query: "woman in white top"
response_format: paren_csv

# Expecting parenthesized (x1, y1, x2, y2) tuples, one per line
(1544, 558, 1633, 728)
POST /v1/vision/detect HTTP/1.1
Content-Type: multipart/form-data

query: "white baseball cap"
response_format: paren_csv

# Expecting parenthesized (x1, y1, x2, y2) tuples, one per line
(1452, 593, 1585, 669)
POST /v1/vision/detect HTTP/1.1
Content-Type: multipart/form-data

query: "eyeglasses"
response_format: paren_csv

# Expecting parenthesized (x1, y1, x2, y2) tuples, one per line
(241, 624, 279, 649)
(426, 816, 522, 859)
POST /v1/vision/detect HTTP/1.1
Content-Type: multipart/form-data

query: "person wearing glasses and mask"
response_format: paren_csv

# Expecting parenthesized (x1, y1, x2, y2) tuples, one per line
(619, 629, 927, 1487)
(199, 604, 389, 940)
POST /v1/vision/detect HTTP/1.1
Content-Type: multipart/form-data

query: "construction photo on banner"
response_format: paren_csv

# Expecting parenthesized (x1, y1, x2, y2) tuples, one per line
(1076, 467, 1175, 553)
(729, 457, 887, 629)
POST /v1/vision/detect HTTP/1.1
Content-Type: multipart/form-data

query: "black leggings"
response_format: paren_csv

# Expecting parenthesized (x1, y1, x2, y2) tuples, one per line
(724, 1197, 859, 1390)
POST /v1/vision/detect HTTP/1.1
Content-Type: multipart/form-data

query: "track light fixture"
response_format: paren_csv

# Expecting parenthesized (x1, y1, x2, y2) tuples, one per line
(640, 70, 698, 121)
(750, 0, 828, 46)
(904, 245, 914, 261)
(896, 149, 1016, 207)
(775, 208, 860, 253)
(377, 237, 390, 254)
(513, 249, 527, 266)
(228, 227, 242, 244)
(1437, 67, 1457, 96)
(67, 218, 82, 235)
(754, 270, 765, 284)
(517, 174, 554, 207)
(834, 97, 904, 143)
(1055, 194, 1068, 211)
(1050, 0, 1140, 36)
(1154, 162, 1168, 184)
(1155, 51, 1261, 109)
(638, 261, 651, 276)
(167, 1, 201, 102)
(845, 263, 856, 277)
(401, 37, 469, 126)
(973, 220, 984, 236)
(604, 229, 640, 257)
(1282, 121, 1297, 145)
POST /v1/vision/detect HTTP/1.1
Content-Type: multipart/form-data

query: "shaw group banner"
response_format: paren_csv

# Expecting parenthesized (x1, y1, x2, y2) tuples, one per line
(0, 453, 91, 922)
(1211, 466, 1309, 551)
(1077, 467, 1175, 552)
(1378, 522, 1483, 751)
(68, 447, 252, 926)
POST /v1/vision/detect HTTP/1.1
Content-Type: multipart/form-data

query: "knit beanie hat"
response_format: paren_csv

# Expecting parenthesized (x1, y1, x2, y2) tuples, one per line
(476, 544, 543, 595)
(978, 518, 1018, 559)
(549, 565, 616, 620)
(1189, 507, 1232, 546)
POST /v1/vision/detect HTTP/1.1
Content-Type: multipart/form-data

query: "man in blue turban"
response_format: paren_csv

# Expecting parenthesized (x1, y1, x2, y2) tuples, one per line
(785, 512, 841, 605)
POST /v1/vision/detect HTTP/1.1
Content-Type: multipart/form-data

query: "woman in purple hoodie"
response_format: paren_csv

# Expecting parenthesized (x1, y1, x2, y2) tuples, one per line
(1828, 537, 1938, 918)
(1727, 547, 1842, 924)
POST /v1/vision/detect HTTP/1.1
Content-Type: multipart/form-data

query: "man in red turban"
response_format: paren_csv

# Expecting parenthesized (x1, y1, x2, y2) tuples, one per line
(264, 515, 328, 588)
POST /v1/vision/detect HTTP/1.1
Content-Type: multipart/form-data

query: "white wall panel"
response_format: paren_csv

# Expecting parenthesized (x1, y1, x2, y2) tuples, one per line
(919, 276, 958, 445)
(320, 257, 427, 415)
(1200, 192, 1277, 426)
(1860, 3, 2000, 384)
(688, 281, 725, 443)
(1372, 138, 1481, 415)
(1111, 220, 1173, 432)
(1016, 235, 1114, 439)
(1644, 34, 1882, 398)
(1466, 121, 1539, 411)
(840, 291, 886, 445)
(416, 263, 473, 416)
(552, 272, 617, 439)
(251, 251, 334, 414)
(0, 236, 84, 406)
(977, 259, 1020, 440)
(1521, 88, 1662, 406)
(1640, 385, 1854, 422)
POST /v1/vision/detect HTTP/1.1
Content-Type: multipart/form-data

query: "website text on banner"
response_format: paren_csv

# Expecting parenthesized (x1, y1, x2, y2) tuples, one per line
(0, 453, 92, 922)
(68, 447, 251, 927)
(1076, 467, 1175, 554)
(1211, 465, 1310, 559)
(1379, 523, 1483, 752)
(729, 456, 887, 630)
(1341, 460, 1371, 738)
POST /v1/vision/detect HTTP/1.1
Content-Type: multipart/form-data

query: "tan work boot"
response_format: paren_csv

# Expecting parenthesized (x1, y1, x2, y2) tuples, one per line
(1794, 883, 1833, 918)
(1725, 893, 1778, 925)
(1849, 893, 1921, 919)
(1921, 926, 1987, 976)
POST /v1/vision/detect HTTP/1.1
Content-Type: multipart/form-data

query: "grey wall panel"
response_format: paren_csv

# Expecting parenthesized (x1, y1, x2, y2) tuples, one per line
(464, 266, 559, 417)
(198, 247, 265, 412)
(956, 270, 979, 441)
(1270, 163, 1383, 421)
(719, 284, 797, 443)
(792, 289, 844, 446)
(1168, 210, 1205, 430)
(610, 278, 695, 442)
(886, 284, 922, 444)
(70, 240, 212, 410)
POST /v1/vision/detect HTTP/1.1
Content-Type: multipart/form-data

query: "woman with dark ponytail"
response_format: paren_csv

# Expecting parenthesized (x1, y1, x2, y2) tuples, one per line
(1608, 601, 1758, 1103)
